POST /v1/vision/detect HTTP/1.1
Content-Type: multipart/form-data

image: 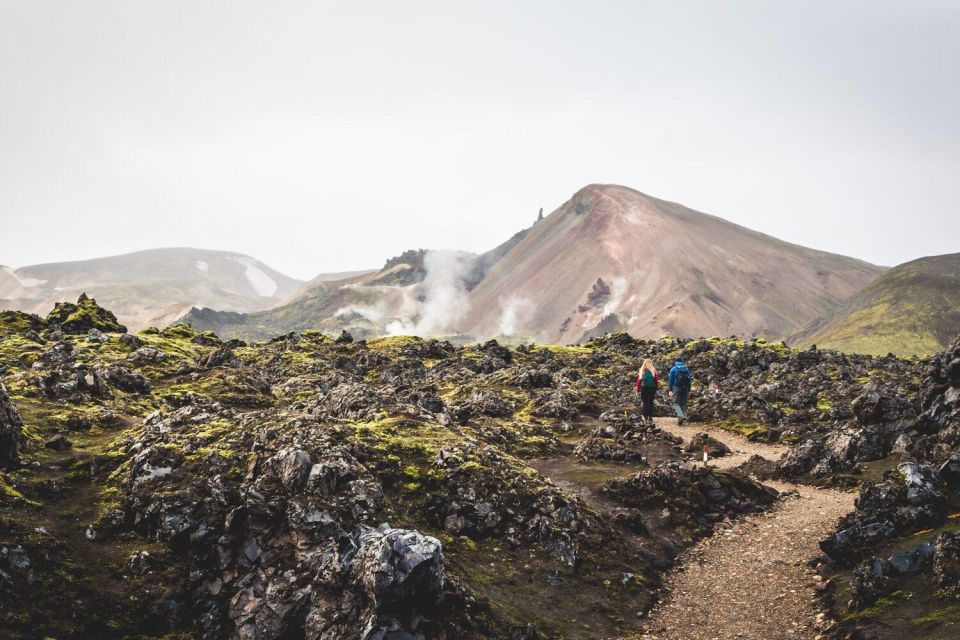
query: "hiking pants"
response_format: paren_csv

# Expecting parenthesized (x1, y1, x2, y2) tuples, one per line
(640, 386, 656, 420)
(671, 386, 689, 419)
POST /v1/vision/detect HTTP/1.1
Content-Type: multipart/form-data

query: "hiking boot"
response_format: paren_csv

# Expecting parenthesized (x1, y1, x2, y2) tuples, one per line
(677, 416, 685, 426)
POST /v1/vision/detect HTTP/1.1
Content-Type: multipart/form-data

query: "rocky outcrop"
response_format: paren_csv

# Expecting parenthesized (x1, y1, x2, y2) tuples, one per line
(0, 383, 23, 467)
(45, 293, 127, 334)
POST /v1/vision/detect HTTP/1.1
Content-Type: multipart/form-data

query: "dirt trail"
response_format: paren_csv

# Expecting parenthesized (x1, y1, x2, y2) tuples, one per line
(639, 418, 855, 640)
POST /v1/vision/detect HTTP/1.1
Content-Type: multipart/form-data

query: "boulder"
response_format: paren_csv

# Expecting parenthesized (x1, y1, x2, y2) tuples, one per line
(198, 346, 240, 369)
(119, 333, 144, 349)
(886, 541, 935, 574)
(819, 521, 896, 566)
(684, 432, 731, 457)
(44, 433, 73, 451)
(848, 558, 893, 610)
(351, 525, 445, 612)
(938, 453, 960, 490)
(101, 364, 151, 394)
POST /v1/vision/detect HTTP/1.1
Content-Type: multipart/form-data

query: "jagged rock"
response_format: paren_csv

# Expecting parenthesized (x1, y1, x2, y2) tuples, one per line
(87, 328, 109, 343)
(601, 462, 777, 539)
(848, 558, 893, 610)
(101, 364, 151, 394)
(45, 293, 127, 334)
(44, 433, 72, 451)
(38, 365, 106, 400)
(37, 341, 74, 366)
(351, 525, 444, 612)
(198, 346, 240, 369)
(933, 532, 960, 596)
(573, 428, 647, 463)
(886, 541, 935, 574)
(684, 432, 731, 457)
(819, 521, 896, 566)
(127, 346, 168, 366)
(191, 331, 222, 347)
(119, 333, 143, 349)
(0, 383, 24, 467)
(731, 454, 777, 480)
(939, 453, 960, 490)
(514, 368, 554, 389)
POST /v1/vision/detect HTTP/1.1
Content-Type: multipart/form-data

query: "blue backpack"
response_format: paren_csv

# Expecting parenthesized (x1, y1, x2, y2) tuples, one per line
(675, 365, 691, 389)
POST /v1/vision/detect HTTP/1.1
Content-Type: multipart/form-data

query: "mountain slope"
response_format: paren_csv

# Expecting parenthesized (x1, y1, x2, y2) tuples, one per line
(183, 221, 539, 341)
(0, 248, 305, 331)
(458, 184, 885, 342)
(184, 185, 885, 343)
(789, 253, 960, 357)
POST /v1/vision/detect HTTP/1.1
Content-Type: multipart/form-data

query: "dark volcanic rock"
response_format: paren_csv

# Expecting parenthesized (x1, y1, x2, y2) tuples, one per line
(0, 383, 23, 468)
(684, 432, 731, 457)
(933, 531, 960, 596)
(45, 293, 127, 334)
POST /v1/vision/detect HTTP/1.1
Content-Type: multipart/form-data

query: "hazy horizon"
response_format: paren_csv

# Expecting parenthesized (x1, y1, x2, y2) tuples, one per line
(2, 1, 959, 279)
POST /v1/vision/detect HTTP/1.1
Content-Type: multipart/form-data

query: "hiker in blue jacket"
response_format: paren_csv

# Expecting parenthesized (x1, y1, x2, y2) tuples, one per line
(668, 359, 692, 425)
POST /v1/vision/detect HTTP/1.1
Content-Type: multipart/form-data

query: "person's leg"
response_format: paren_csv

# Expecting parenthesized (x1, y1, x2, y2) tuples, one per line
(671, 386, 684, 419)
(678, 388, 689, 423)
(642, 387, 654, 422)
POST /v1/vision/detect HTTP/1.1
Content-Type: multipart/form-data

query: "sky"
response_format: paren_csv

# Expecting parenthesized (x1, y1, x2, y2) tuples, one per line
(1, 0, 958, 280)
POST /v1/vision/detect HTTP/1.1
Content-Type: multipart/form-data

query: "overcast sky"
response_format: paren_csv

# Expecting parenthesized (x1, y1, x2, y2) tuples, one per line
(1, 1, 958, 279)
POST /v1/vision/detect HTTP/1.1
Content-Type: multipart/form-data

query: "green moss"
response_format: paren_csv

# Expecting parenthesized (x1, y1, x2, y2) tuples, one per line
(0, 334, 45, 370)
(912, 604, 960, 626)
(717, 419, 770, 442)
(0, 310, 45, 337)
(842, 590, 912, 622)
(45, 294, 126, 334)
(368, 335, 422, 351)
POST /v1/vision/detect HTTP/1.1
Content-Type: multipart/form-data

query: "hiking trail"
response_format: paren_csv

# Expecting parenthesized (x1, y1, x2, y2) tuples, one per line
(639, 418, 855, 640)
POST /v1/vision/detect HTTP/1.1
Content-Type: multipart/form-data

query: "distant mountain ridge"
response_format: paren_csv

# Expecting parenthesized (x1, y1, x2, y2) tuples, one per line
(181, 184, 889, 344)
(789, 253, 960, 357)
(0, 248, 306, 331)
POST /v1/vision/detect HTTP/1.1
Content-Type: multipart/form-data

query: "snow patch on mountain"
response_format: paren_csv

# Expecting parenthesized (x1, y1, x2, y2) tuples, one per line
(233, 257, 278, 297)
(2, 266, 47, 288)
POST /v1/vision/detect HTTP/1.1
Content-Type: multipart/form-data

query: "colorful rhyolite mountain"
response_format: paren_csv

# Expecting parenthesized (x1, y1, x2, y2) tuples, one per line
(183, 185, 887, 344)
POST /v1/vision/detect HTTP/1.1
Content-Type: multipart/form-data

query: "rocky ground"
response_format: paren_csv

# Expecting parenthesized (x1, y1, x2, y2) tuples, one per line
(1, 295, 957, 639)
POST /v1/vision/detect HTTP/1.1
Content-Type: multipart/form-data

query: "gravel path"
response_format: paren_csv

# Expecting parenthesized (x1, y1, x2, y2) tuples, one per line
(638, 418, 855, 640)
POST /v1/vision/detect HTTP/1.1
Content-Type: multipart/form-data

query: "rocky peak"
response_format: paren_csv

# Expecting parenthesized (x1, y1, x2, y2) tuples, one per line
(45, 293, 127, 335)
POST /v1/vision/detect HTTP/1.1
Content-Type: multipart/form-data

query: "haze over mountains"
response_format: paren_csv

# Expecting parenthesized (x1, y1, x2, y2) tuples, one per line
(0, 248, 306, 331)
(3, 185, 957, 355)
(181, 185, 889, 346)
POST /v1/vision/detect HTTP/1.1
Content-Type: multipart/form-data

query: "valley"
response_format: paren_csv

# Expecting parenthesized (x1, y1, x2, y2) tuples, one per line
(2, 295, 959, 639)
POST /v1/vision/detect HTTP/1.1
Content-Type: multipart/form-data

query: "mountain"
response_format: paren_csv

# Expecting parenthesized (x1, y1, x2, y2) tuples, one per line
(182, 222, 537, 341)
(184, 184, 885, 343)
(0, 248, 305, 331)
(458, 184, 885, 342)
(789, 253, 960, 357)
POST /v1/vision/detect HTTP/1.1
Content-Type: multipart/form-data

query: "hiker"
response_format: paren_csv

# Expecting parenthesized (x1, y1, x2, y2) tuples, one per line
(668, 358, 692, 425)
(634, 359, 658, 425)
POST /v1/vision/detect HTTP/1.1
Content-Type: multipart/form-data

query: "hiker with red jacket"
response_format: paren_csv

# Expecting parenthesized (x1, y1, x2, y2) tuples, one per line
(635, 359, 659, 425)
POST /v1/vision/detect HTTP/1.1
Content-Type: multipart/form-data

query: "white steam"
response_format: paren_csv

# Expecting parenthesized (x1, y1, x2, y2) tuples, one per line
(603, 277, 629, 315)
(497, 296, 532, 336)
(386, 250, 474, 336)
(333, 303, 386, 323)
